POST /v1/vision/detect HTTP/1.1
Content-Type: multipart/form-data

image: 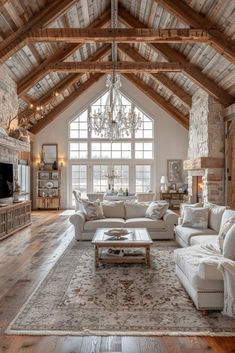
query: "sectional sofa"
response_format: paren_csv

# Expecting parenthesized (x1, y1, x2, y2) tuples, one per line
(174, 204, 235, 311)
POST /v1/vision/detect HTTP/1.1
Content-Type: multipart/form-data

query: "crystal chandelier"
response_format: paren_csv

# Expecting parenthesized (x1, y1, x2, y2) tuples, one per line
(88, 0, 142, 141)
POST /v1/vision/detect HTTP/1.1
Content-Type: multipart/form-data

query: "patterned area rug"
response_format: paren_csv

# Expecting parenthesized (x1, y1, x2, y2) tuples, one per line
(6, 241, 235, 336)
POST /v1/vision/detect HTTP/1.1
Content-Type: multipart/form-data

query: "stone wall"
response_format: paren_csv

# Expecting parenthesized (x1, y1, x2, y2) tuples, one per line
(0, 65, 19, 131)
(187, 89, 225, 205)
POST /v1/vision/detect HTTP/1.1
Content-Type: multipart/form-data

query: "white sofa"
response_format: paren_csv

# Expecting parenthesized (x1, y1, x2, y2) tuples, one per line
(174, 205, 235, 311)
(69, 201, 178, 240)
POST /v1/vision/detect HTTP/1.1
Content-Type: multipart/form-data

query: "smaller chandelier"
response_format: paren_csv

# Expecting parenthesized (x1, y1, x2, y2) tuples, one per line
(88, 74, 142, 141)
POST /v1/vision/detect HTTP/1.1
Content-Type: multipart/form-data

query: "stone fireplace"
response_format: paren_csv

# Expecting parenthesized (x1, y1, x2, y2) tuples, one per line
(184, 89, 225, 205)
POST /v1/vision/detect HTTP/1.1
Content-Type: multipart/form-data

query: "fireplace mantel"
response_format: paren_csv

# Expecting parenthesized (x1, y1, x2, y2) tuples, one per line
(0, 132, 30, 152)
(183, 157, 224, 171)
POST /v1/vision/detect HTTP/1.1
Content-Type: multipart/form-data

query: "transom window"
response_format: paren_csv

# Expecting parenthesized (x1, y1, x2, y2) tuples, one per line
(68, 90, 155, 203)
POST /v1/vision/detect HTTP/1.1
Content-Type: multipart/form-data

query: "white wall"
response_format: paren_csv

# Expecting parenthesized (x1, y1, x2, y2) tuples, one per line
(33, 75, 188, 208)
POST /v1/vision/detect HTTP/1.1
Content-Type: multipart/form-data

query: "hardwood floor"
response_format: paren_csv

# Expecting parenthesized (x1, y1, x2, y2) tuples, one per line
(0, 211, 234, 353)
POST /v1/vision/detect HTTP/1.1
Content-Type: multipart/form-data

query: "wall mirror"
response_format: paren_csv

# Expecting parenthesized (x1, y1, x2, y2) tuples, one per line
(42, 144, 58, 165)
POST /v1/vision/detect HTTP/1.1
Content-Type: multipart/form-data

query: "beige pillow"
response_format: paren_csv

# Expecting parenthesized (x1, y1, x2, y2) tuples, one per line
(218, 218, 235, 251)
(102, 201, 125, 218)
(182, 207, 209, 228)
(204, 202, 227, 232)
(81, 199, 104, 221)
(223, 224, 235, 260)
(180, 202, 203, 217)
(145, 201, 168, 220)
(125, 202, 148, 219)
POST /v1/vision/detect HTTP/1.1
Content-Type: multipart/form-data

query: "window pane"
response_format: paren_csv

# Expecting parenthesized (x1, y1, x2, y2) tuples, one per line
(71, 165, 87, 201)
(135, 165, 151, 192)
(69, 143, 88, 159)
(113, 165, 129, 191)
(134, 108, 153, 139)
(135, 142, 153, 159)
(93, 165, 108, 192)
(69, 110, 88, 138)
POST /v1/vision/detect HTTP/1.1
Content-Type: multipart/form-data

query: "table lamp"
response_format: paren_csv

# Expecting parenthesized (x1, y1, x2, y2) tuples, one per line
(160, 176, 168, 192)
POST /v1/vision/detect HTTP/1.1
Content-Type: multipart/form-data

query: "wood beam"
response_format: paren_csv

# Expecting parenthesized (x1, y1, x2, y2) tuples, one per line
(155, 0, 235, 64)
(124, 73, 189, 129)
(118, 43, 191, 108)
(17, 10, 110, 98)
(29, 74, 103, 134)
(27, 27, 210, 43)
(119, 6, 234, 107)
(18, 45, 110, 122)
(0, 0, 9, 5)
(0, 0, 77, 64)
(48, 61, 185, 73)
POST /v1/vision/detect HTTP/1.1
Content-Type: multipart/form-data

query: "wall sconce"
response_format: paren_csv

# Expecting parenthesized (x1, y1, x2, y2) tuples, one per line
(59, 157, 65, 169)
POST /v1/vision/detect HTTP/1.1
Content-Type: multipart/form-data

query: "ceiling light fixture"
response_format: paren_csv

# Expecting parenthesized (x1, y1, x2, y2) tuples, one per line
(88, 0, 142, 141)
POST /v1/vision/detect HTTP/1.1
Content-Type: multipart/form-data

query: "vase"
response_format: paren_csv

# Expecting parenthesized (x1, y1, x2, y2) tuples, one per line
(52, 161, 58, 170)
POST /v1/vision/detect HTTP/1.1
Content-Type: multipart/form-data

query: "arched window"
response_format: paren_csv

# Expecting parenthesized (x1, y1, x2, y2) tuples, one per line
(68, 91, 154, 205)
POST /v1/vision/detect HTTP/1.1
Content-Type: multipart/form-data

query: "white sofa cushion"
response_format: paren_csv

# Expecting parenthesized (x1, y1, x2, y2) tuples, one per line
(84, 218, 125, 231)
(204, 203, 227, 232)
(145, 201, 168, 220)
(125, 202, 148, 219)
(190, 235, 218, 246)
(223, 224, 235, 260)
(182, 207, 209, 228)
(174, 248, 223, 291)
(218, 218, 235, 251)
(175, 225, 217, 246)
(102, 201, 125, 218)
(125, 217, 166, 230)
(220, 209, 235, 230)
(180, 202, 203, 217)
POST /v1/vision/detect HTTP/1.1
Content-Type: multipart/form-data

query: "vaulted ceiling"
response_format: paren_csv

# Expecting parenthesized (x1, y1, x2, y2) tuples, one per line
(0, 0, 234, 133)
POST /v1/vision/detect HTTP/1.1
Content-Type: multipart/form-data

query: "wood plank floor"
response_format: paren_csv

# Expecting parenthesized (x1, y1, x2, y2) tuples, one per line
(0, 211, 235, 353)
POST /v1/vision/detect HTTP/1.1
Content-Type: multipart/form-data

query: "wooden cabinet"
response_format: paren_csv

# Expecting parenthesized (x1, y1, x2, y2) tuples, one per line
(0, 201, 31, 240)
(36, 170, 61, 210)
(160, 192, 187, 210)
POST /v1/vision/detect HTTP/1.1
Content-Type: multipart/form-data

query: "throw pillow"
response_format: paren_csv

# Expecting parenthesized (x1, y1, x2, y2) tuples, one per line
(81, 199, 105, 221)
(145, 201, 168, 220)
(102, 201, 125, 218)
(180, 202, 203, 217)
(181, 207, 209, 228)
(223, 224, 235, 260)
(218, 218, 235, 251)
(204, 203, 227, 232)
(125, 202, 148, 219)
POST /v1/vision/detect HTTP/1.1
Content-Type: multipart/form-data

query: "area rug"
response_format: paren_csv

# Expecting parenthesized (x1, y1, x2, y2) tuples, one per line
(6, 241, 235, 336)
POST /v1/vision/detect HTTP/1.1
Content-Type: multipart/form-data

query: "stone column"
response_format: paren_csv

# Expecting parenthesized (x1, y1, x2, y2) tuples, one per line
(187, 89, 225, 205)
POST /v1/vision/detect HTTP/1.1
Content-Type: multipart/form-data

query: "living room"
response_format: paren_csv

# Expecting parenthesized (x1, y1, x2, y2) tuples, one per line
(0, 0, 235, 352)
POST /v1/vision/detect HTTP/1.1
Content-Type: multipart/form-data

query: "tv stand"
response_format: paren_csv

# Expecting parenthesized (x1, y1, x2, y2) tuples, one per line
(0, 201, 31, 240)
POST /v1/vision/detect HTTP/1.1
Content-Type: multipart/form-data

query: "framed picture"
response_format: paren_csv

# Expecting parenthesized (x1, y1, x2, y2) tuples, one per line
(42, 144, 58, 165)
(167, 160, 182, 182)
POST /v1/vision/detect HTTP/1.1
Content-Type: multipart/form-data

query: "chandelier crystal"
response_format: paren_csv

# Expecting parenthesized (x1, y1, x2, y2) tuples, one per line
(88, 74, 142, 140)
(88, 0, 142, 141)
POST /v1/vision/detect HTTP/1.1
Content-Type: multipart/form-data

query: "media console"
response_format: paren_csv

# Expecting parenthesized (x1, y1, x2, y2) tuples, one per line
(0, 201, 31, 240)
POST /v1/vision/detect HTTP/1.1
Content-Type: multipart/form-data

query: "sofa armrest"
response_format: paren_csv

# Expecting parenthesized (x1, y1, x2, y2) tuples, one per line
(163, 209, 179, 229)
(69, 211, 86, 241)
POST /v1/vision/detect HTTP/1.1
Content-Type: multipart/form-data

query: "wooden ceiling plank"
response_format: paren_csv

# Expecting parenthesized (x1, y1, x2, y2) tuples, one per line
(118, 6, 234, 107)
(29, 74, 103, 134)
(18, 44, 111, 122)
(118, 43, 191, 108)
(47, 61, 185, 73)
(17, 9, 110, 98)
(124, 73, 189, 129)
(155, 0, 235, 64)
(0, 0, 77, 64)
(27, 27, 210, 43)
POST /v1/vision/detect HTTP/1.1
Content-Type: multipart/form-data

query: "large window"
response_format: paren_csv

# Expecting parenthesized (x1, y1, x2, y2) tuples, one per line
(68, 91, 154, 203)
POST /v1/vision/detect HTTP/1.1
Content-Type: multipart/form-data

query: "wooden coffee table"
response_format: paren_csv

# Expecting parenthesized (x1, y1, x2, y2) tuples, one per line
(92, 228, 153, 267)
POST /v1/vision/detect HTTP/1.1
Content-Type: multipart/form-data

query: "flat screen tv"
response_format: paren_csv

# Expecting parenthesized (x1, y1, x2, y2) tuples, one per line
(0, 162, 13, 198)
